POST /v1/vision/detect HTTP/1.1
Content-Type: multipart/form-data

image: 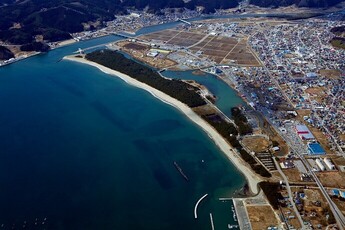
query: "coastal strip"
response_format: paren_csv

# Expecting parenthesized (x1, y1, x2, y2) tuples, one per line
(63, 55, 262, 194)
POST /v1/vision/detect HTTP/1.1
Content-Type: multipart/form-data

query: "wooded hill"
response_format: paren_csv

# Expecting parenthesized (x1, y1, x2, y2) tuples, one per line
(0, 46, 14, 60)
(0, 0, 238, 46)
(249, 0, 344, 7)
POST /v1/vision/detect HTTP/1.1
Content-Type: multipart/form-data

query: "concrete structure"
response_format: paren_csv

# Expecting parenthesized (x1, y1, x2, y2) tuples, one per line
(323, 158, 335, 170)
(295, 125, 315, 140)
(315, 159, 325, 171)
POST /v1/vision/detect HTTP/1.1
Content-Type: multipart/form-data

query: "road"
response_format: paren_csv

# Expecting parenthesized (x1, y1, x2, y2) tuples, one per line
(273, 158, 306, 229)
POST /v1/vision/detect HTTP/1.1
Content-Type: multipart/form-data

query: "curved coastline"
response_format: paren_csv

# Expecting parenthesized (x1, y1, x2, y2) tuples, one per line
(63, 55, 262, 194)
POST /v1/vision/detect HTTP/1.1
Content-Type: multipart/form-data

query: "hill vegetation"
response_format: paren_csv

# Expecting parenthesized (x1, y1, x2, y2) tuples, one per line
(0, 0, 238, 45)
(249, 0, 344, 7)
(0, 46, 14, 60)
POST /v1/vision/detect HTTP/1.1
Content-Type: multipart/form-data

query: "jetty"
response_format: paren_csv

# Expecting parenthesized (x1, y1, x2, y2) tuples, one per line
(194, 194, 208, 219)
(210, 213, 215, 230)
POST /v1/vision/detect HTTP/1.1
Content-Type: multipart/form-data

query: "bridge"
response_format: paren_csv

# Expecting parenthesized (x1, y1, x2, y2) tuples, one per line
(73, 43, 109, 54)
(111, 32, 136, 39)
(178, 18, 191, 25)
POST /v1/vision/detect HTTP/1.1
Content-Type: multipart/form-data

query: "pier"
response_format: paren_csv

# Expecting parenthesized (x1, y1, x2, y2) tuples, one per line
(210, 213, 215, 230)
(194, 194, 208, 219)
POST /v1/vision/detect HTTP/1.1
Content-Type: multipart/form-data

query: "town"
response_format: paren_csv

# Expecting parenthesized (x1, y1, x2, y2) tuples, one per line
(1, 5, 345, 230)
(100, 11, 345, 230)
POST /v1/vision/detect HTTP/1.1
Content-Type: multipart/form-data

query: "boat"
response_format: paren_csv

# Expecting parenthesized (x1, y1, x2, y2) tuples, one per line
(173, 161, 189, 181)
(231, 206, 237, 221)
(228, 224, 239, 229)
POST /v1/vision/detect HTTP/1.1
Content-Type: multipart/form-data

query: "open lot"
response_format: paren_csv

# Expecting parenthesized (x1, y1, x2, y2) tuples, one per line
(319, 69, 342, 79)
(317, 171, 345, 188)
(246, 205, 279, 230)
(140, 29, 261, 66)
(283, 168, 302, 182)
(242, 136, 270, 153)
(116, 41, 177, 69)
(305, 86, 327, 103)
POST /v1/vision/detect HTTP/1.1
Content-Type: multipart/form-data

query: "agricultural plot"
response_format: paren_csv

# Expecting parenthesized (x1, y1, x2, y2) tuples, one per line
(140, 29, 261, 66)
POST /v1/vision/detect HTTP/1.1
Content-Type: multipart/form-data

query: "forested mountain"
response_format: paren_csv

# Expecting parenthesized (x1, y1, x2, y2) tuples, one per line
(0, 0, 238, 45)
(249, 0, 344, 7)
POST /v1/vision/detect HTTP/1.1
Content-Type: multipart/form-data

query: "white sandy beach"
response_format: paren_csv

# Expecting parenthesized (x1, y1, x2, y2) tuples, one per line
(64, 55, 262, 194)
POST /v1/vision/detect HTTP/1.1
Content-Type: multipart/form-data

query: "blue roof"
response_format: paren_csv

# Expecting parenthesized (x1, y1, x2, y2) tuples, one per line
(308, 143, 326, 155)
(333, 189, 340, 196)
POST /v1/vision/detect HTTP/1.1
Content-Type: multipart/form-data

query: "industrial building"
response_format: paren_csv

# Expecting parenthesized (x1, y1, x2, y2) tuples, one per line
(308, 143, 326, 155)
(295, 124, 315, 140)
(315, 158, 326, 171)
(323, 158, 336, 170)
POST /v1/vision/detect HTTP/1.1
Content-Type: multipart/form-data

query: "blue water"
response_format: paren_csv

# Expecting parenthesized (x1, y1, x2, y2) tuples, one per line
(0, 34, 245, 229)
(163, 70, 244, 117)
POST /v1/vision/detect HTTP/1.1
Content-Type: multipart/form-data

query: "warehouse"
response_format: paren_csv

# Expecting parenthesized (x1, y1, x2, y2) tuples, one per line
(295, 124, 315, 140)
(308, 143, 326, 155)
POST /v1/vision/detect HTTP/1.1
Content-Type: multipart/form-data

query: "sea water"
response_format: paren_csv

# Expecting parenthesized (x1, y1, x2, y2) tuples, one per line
(0, 34, 245, 229)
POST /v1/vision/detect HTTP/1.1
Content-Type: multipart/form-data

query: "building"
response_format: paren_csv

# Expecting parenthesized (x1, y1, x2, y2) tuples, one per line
(315, 159, 325, 171)
(323, 158, 335, 170)
(147, 50, 159, 57)
(308, 143, 326, 155)
(295, 124, 315, 140)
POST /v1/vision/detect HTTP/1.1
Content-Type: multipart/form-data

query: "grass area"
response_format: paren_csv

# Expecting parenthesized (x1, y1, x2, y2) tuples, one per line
(331, 37, 345, 50)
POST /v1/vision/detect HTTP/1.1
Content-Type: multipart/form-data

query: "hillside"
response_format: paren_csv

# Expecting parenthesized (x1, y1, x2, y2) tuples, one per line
(249, 0, 344, 7)
(0, 0, 238, 46)
(330, 25, 345, 50)
(0, 46, 14, 60)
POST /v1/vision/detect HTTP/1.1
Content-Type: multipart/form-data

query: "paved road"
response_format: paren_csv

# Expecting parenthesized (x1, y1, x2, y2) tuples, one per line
(273, 158, 306, 229)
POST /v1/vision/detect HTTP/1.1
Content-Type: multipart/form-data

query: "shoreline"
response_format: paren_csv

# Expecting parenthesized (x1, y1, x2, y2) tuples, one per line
(64, 55, 262, 194)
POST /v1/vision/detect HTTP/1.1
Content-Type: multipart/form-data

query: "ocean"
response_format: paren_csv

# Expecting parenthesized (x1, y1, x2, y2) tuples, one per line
(0, 34, 245, 229)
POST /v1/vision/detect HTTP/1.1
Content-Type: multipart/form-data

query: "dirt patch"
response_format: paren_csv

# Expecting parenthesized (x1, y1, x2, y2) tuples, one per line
(301, 188, 331, 227)
(340, 134, 345, 142)
(192, 70, 206, 76)
(319, 69, 342, 79)
(283, 168, 302, 182)
(242, 136, 270, 153)
(192, 105, 218, 116)
(297, 109, 311, 120)
(140, 28, 260, 66)
(317, 171, 345, 188)
(333, 156, 345, 166)
(123, 42, 148, 51)
(305, 87, 327, 103)
(116, 41, 177, 69)
(332, 198, 345, 215)
(246, 205, 279, 230)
